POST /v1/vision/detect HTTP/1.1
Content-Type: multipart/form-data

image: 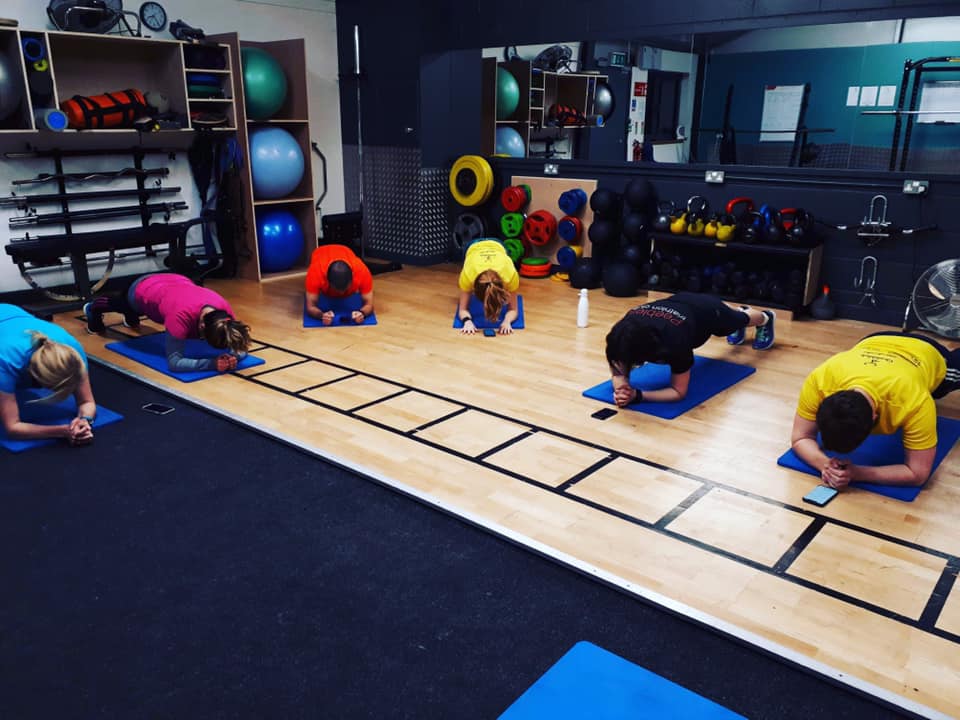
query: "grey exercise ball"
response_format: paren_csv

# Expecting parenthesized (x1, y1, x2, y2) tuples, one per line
(0, 53, 24, 123)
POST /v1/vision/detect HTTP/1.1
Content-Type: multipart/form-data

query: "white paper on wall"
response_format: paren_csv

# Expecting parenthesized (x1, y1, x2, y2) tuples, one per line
(760, 84, 805, 142)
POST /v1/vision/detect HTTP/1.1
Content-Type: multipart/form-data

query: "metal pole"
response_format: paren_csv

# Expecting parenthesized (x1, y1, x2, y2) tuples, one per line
(354, 24, 365, 258)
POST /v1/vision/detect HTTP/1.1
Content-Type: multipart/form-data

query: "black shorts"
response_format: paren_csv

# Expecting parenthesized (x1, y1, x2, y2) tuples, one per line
(669, 292, 750, 338)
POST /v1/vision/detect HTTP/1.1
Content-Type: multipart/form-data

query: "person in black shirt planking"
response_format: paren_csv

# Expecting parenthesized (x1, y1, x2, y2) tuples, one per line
(605, 293, 775, 406)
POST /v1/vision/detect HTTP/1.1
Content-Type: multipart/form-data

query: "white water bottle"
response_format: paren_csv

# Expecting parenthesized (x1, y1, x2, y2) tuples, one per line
(577, 288, 589, 327)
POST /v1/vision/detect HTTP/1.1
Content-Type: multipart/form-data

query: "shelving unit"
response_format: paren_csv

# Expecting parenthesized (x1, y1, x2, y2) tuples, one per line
(211, 33, 317, 282)
(481, 58, 607, 158)
(0, 28, 237, 152)
(646, 232, 823, 310)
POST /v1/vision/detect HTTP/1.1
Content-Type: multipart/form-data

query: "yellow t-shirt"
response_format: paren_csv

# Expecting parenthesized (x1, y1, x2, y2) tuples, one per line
(458, 240, 520, 293)
(797, 335, 946, 450)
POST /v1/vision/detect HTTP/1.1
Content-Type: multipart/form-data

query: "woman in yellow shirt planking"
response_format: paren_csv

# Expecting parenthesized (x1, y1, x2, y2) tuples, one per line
(456, 239, 520, 335)
(791, 331, 960, 489)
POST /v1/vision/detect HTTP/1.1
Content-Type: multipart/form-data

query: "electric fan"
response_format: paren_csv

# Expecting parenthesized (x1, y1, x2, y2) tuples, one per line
(903, 259, 960, 338)
(47, 0, 141, 35)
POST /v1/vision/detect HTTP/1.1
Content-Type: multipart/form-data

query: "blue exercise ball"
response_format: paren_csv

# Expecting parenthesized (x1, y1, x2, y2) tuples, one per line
(250, 127, 305, 199)
(257, 209, 304, 273)
(495, 126, 525, 158)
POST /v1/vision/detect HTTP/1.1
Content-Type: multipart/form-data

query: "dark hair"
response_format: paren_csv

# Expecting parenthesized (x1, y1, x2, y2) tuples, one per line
(816, 390, 874, 453)
(202, 311, 251, 354)
(328, 260, 353, 293)
(605, 314, 662, 370)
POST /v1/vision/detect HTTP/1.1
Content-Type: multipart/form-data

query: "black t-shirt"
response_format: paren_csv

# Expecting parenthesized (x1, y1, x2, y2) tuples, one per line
(624, 294, 720, 374)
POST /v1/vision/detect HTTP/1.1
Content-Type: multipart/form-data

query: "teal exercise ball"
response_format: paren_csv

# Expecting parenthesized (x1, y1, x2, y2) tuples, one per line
(495, 126, 525, 158)
(241, 47, 288, 120)
(496, 66, 519, 120)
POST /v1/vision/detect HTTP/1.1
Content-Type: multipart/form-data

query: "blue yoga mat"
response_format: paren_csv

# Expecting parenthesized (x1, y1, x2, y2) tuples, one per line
(105, 333, 265, 382)
(1, 388, 124, 453)
(303, 294, 377, 327)
(453, 295, 525, 330)
(776, 416, 960, 501)
(499, 641, 745, 720)
(582, 356, 755, 420)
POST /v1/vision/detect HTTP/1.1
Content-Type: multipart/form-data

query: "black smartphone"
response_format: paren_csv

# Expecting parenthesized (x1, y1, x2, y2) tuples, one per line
(802, 485, 838, 507)
(591, 407, 618, 420)
(483, 328, 496, 337)
(142, 402, 175, 416)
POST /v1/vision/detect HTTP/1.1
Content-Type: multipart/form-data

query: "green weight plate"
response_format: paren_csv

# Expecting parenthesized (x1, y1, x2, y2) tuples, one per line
(503, 237, 524, 262)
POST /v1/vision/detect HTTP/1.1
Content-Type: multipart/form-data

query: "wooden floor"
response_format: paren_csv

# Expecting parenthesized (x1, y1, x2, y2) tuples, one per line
(63, 264, 960, 719)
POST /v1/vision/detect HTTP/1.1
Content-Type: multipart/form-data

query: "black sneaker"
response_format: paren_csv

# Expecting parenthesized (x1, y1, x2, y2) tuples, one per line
(122, 314, 141, 329)
(83, 302, 105, 334)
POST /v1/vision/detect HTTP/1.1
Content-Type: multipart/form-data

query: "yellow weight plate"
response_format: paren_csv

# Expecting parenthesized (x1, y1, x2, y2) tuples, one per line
(449, 155, 494, 207)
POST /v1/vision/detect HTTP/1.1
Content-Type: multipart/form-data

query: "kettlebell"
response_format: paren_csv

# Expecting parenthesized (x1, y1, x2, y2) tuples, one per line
(704, 213, 720, 239)
(789, 208, 814, 246)
(811, 284, 836, 320)
(725, 196, 755, 218)
(653, 201, 675, 232)
(737, 210, 764, 243)
(670, 211, 688, 235)
(685, 195, 709, 237)
(715, 213, 736, 242)
(762, 208, 784, 245)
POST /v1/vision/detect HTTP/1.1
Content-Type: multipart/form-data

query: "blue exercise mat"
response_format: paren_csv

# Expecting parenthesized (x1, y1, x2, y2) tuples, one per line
(776, 416, 960, 501)
(582, 356, 755, 420)
(499, 641, 745, 720)
(105, 333, 265, 382)
(452, 295, 525, 329)
(303, 294, 377, 327)
(1, 388, 124, 453)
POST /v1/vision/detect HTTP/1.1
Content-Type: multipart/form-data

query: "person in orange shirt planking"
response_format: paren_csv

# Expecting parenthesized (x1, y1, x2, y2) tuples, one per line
(304, 244, 375, 325)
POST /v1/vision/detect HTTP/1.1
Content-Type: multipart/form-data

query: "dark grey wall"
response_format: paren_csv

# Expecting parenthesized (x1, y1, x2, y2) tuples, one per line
(336, 0, 960, 324)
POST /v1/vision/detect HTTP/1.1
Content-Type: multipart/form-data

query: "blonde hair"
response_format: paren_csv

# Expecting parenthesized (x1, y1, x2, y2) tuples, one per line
(27, 332, 85, 404)
(203, 314, 251, 354)
(474, 269, 510, 322)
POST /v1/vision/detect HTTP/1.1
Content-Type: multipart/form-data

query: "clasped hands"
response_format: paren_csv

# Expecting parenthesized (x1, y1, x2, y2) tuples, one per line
(321, 310, 364, 326)
(68, 417, 94, 446)
(821, 457, 853, 489)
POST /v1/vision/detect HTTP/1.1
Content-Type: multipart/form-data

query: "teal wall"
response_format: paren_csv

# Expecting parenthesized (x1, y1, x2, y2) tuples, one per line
(699, 41, 960, 159)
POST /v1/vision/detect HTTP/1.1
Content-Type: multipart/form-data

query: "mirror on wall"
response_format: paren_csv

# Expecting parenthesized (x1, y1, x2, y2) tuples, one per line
(477, 15, 960, 173)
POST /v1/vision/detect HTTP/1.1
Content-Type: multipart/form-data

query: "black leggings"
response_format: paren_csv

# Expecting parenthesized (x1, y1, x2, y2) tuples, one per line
(864, 331, 960, 399)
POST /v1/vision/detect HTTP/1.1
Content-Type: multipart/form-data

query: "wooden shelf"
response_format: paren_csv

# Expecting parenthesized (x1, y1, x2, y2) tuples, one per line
(648, 233, 823, 308)
(650, 233, 821, 258)
(254, 197, 315, 206)
(209, 32, 318, 282)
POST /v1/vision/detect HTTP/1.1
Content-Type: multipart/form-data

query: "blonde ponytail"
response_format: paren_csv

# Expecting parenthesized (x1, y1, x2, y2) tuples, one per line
(474, 269, 509, 322)
(27, 332, 85, 404)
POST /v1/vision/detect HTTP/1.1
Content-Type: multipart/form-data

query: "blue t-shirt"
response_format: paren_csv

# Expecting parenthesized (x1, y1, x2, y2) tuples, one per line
(0, 304, 87, 394)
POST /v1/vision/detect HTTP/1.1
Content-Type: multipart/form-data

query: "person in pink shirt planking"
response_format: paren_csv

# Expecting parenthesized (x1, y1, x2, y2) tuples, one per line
(84, 273, 250, 373)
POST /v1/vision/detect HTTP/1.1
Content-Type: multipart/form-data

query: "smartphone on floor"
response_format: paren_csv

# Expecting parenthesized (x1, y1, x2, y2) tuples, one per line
(142, 402, 175, 416)
(802, 485, 838, 507)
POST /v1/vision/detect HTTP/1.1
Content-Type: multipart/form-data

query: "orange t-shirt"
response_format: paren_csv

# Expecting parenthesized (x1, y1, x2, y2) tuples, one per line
(305, 245, 373, 297)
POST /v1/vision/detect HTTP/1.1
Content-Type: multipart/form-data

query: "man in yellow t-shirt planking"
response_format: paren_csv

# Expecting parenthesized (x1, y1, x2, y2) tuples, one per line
(456, 239, 520, 336)
(791, 331, 960, 489)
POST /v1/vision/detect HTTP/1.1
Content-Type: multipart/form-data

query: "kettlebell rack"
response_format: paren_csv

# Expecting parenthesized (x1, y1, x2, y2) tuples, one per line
(3, 145, 191, 305)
